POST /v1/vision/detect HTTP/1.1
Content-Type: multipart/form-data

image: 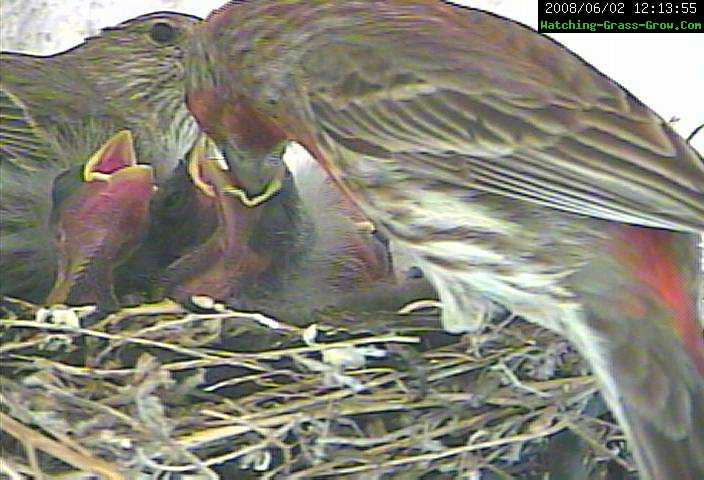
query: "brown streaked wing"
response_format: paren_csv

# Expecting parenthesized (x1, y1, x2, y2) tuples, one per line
(0, 86, 64, 171)
(301, 37, 704, 233)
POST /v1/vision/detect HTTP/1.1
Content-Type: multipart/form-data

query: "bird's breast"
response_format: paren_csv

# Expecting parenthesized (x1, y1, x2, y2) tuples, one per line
(327, 145, 600, 317)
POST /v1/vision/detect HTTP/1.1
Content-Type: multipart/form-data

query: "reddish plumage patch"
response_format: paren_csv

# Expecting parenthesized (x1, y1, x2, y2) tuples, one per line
(187, 88, 286, 155)
(612, 225, 704, 377)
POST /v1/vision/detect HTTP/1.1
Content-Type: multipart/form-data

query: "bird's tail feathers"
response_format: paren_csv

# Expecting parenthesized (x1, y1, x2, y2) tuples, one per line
(624, 385, 704, 480)
(572, 224, 704, 480)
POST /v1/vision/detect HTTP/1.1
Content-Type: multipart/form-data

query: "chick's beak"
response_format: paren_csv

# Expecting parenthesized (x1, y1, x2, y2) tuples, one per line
(187, 134, 284, 207)
(84, 130, 137, 182)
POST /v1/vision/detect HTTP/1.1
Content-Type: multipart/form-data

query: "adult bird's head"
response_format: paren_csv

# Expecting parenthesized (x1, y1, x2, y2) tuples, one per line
(46, 130, 155, 314)
(1, 11, 202, 182)
(183, 7, 301, 201)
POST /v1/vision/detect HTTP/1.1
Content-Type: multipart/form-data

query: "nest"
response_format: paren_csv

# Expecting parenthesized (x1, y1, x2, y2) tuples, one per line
(0, 296, 634, 479)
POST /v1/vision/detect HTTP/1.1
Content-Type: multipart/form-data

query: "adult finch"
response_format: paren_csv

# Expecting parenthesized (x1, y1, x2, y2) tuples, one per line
(1, 11, 201, 183)
(182, 1, 704, 478)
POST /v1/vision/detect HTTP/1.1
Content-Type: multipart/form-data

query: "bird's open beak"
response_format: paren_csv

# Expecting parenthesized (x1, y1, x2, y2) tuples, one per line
(83, 130, 138, 182)
(187, 134, 218, 197)
(187, 133, 283, 206)
(221, 170, 283, 207)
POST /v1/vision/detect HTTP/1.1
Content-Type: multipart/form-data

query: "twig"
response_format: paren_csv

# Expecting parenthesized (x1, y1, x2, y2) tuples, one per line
(0, 412, 126, 480)
(1, 319, 232, 361)
(288, 421, 570, 478)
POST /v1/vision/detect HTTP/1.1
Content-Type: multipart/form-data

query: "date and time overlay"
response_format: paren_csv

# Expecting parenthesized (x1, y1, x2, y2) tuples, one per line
(538, 1, 702, 32)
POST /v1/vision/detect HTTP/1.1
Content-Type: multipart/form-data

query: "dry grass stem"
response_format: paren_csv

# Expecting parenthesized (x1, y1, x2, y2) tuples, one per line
(1, 297, 625, 478)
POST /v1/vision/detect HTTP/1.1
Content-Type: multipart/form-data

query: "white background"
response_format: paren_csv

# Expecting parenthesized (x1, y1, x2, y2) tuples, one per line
(1, 0, 702, 151)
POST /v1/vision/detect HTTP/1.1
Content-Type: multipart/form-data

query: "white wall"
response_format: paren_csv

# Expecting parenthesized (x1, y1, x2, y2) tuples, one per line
(1, 0, 702, 150)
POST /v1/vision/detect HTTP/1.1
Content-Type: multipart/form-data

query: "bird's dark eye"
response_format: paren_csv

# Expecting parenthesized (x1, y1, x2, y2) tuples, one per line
(149, 22, 177, 43)
(407, 266, 424, 279)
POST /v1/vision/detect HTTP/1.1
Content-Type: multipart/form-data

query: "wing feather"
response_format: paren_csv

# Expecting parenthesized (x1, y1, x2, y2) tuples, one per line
(303, 41, 704, 232)
(0, 87, 65, 171)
